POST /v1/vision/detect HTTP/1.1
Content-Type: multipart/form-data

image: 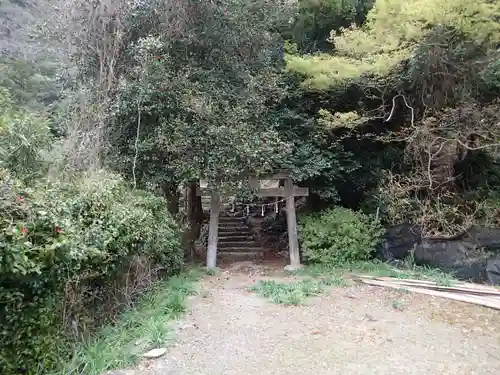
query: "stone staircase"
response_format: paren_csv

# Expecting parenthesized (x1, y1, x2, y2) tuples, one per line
(217, 214, 264, 259)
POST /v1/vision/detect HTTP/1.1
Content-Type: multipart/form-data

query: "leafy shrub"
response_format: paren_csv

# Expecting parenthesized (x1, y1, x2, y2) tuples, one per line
(0, 88, 51, 179)
(0, 171, 182, 374)
(299, 207, 383, 266)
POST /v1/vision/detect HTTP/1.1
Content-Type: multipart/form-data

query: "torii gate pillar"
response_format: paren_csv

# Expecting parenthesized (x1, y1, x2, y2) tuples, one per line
(284, 177, 303, 271)
(198, 173, 307, 270)
(206, 190, 220, 270)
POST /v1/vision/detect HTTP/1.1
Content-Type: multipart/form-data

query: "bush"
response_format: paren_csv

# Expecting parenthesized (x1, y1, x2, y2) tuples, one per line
(299, 207, 383, 266)
(0, 88, 51, 179)
(0, 171, 183, 374)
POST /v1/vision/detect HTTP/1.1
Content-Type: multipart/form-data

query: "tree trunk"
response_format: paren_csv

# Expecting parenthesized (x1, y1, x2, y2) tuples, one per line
(162, 183, 180, 216)
(190, 182, 204, 223)
(206, 190, 220, 269)
(182, 182, 204, 261)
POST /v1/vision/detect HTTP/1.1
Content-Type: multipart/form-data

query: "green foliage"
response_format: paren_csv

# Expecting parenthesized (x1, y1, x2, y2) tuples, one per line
(478, 49, 500, 98)
(288, 0, 500, 89)
(283, 0, 374, 53)
(249, 279, 325, 305)
(0, 82, 183, 373)
(0, 171, 182, 373)
(103, 0, 294, 194)
(0, 88, 51, 179)
(284, 0, 500, 237)
(0, 0, 66, 109)
(250, 275, 346, 305)
(299, 207, 383, 266)
(0, 58, 63, 108)
(54, 269, 201, 375)
(273, 94, 360, 202)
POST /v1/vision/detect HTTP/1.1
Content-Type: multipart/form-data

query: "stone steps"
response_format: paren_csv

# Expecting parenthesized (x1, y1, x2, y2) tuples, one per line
(218, 235, 255, 241)
(219, 215, 245, 221)
(216, 248, 263, 253)
(218, 226, 251, 233)
(218, 241, 261, 249)
(217, 213, 264, 254)
(216, 252, 264, 262)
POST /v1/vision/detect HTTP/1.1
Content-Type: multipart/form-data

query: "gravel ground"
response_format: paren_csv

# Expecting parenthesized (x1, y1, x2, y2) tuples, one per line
(124, 262, 500, 375)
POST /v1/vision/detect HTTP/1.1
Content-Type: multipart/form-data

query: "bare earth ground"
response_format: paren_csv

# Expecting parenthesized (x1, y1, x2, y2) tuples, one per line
(122, 261, 500, 375)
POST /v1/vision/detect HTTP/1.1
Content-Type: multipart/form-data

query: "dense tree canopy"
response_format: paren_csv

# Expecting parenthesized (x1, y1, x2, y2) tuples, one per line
(286, 0, 500, 236)
(287, 0, 500, 88)
(107, 0, 293, 196)
(3, 0, 500, 233)
(282, 0, 374, 53)
(3, 0, 500, 371)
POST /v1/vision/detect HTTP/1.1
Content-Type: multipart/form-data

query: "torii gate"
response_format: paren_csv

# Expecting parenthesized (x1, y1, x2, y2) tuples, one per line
(197, 172, 308, 270)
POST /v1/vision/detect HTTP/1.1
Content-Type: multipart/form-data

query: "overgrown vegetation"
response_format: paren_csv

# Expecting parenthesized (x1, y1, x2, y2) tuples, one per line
(249, 276, 345, 305)
(250, 257, 456, 305)
(53, 268, 201, 375)
(287, 0, 500, 237)
(1, 0, 500, 372)
(0, 28, 183, 374)
(0, 153, 182, 372)
(300, 207, 384, 265)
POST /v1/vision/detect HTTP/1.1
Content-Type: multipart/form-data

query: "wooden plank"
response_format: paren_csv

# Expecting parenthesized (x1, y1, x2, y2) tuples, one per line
(359, 278, 500, 310)
(384, 280, 500, 297)
(196, 186, 309, 197)
(398, 283, 500, 297)
(248, 175, 260, 189)
(357, 275, 500, 296)
(247, 172, 291, 180)
(255, 187, 309, 197)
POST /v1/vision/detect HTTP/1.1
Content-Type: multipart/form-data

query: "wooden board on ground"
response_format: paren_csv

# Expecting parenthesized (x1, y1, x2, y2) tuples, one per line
(356, 275, 500, 310)
(356, 275, 500, 296)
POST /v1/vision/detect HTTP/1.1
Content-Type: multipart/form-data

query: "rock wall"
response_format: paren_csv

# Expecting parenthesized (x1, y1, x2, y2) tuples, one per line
(378, 225, 500, 284)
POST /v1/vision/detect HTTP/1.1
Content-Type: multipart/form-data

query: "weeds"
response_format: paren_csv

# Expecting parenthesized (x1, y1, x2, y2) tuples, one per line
(52, 268, 202, 375)
(249, 276, 346, 305)
(204, 267, 219, 276)
(320, 275, 347, 287)
(391, 300, 403, 310)
(277, 258, 457, 306)
(290, 258, 456, 285)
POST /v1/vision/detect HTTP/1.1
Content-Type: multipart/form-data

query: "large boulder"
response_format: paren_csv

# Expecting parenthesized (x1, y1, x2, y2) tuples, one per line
(377, 225, 500, 284)
(413, 238, 490, 282)
(378, 224, 421, 261)
(471, 227, 500, 250)
(486, 254, 500, 285)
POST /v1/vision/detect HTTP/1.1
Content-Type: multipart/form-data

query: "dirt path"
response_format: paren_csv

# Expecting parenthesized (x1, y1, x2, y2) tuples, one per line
(124, 262, 500, 375)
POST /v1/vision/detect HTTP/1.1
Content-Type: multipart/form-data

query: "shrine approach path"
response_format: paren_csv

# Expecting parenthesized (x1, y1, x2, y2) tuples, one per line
(121, 261, 500, 375)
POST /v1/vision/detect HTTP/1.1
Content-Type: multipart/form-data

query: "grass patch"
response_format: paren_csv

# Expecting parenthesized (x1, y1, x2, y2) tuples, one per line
(249, 275, 346, 305)
(249, 279, 324, 305)
(319, 274, 348, 287)
(289, 258, 457, 286)
(204, 267, 220, 276)
(391, 299, 403, 311)
(52, 268, 202, 375)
